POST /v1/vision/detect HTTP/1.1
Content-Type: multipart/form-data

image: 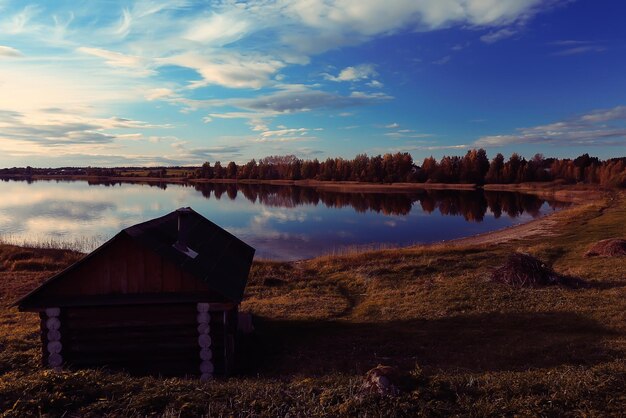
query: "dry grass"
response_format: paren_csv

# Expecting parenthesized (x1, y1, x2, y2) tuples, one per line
(0, 244, 82, 274)
(585, 238, 626, 257)
(1, 191, 626, 416)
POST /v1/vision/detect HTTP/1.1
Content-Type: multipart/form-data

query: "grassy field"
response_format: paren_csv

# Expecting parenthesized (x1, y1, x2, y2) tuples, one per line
(1, 191, 625, 416)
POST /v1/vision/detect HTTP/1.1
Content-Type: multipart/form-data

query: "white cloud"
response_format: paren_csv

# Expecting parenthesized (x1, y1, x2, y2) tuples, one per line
(203, 87, 392, 115)
(284, 0, 546, 38)
(0, 45, 22, 57)
(115, 8, 132, 37)
(259, 128, 308, 138)
(184, 11, 250, 46)
(549, 40, 607, 56)
(101, 0, 551, 90)
(580, 106, 626, 123)
(78, 47, 155, 76)
(475, 105, 626, 147)
(385, 130, 434, 139)
(4, 5, 40, 34)
(250, 119, 270, 132)
(553, 46, 606, 56)
(0, 109, 169, 149)
(385, 123, 400, 129)
(417, 144, 468, 151)
(200, 87, 391, 136)
(481, 27, 517, 43)
(324, 63, 377, 82)
(163, 51, 285, 89)
(145, 88, 175, 101)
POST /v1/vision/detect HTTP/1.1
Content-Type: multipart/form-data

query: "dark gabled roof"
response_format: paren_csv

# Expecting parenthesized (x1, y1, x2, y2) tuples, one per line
(122, 207, 255, 301)
(16, 207, 255, 307)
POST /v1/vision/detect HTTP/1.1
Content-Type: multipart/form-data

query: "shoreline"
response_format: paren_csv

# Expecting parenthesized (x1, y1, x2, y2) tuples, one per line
(0, 176, 606, 261)
(445, 208, 565, 248)
(0, 174, 609, 195)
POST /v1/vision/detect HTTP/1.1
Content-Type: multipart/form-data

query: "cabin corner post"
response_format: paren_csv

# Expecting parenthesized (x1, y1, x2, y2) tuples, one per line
(197, 303, 213, 381)
(43, 307, 63, 371)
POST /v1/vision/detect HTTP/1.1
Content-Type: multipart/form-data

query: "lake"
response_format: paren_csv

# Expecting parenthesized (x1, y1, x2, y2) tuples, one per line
(0, 179, 568, 260)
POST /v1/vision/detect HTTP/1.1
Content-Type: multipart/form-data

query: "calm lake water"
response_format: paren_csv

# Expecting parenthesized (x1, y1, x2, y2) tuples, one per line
(0, 179, 568, 260)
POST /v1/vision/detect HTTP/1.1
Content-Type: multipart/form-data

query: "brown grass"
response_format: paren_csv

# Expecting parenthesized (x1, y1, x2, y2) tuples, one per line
(0, 244, 82, 273)
(1, 191, 626, 416)
(585, 238, 626, 257)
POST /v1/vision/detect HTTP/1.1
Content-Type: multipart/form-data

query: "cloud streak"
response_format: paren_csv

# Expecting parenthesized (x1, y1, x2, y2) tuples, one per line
(324, 64, 377, 82)
(475, 105, 626, 147)
(0, 45, 22, 57)
(549, 40, 607, 56)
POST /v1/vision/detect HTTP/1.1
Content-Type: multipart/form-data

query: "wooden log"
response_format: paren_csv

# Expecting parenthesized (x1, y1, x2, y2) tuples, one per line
(196, 312, 210, 324)
(198, 334, 212, 348)
(64, 350, 198, 364)
(200, 348, 213, 361)
(63, 327, 198, 340)
(200, 361, 214, 374)
(200, 373, 213, 382)
(45, 307, 61, 317)
(64, 319, 196, 330)
(64, 340, 198, 353)
(48, 353, 63, 368)
(46, 317, 61, 331)
(197, 323, 210, 334)
(47, 341, 62, 354)
(47, 330, 62, 342)
(65, 305, 195, 320)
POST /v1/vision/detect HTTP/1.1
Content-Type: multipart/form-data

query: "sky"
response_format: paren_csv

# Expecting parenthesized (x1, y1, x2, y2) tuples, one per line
(0, 0, 625, 167)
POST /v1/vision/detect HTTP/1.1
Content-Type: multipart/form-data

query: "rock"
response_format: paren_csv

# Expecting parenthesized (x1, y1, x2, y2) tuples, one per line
(361, 365, 402, 396)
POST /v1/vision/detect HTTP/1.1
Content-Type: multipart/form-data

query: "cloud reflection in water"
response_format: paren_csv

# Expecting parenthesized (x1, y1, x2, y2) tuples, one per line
(0, 180, 568, 259)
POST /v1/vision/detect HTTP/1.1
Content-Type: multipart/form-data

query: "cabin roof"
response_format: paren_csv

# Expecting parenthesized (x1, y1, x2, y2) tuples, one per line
(16, 207, 255, 308)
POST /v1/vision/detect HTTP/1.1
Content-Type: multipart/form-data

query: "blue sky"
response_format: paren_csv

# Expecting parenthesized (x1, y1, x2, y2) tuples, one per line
(0, 0, 625, 167)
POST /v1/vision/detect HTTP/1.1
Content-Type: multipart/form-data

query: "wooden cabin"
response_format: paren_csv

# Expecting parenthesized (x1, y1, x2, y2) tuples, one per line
(16, 207, 255, 379)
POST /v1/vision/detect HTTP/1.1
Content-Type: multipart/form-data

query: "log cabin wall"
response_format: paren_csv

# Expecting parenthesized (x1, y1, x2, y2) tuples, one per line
(39, 303, 237, 377)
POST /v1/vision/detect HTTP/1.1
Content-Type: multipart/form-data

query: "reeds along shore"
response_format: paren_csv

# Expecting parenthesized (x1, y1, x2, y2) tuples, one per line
(0, 191, 625, 416)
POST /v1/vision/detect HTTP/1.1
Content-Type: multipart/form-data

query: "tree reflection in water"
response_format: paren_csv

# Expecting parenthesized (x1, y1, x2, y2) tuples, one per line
(192, 183, 568, 222)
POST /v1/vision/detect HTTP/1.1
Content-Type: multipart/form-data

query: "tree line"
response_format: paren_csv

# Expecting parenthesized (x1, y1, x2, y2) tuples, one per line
(1, 150, 624, 187)
(196, 151, 626, 187)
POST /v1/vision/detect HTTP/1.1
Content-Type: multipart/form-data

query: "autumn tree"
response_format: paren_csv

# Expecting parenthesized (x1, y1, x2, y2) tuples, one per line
(213, 161, 224, 179)
(226, 161, 237, 179)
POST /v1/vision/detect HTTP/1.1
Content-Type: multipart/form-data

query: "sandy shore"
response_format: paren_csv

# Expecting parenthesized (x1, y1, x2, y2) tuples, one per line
(447, 212, 564, 247)
(447, 191, 607, 247)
